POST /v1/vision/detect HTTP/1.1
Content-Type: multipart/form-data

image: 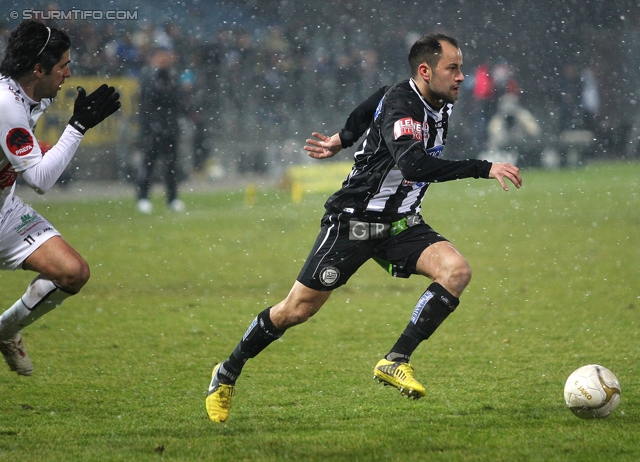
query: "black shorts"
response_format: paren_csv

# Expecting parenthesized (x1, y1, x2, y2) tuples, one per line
(296, 212, 448, 291)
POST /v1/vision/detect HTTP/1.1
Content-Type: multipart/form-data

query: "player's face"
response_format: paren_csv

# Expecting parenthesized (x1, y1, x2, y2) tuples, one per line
(425, 41, 464, 108)
(37, 49, 72, 100)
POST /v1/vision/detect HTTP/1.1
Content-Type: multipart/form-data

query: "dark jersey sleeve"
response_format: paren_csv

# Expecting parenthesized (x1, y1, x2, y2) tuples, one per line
(397, 151, 492, 182)
(338, 86, 389, 148)
(380, 92, 492, 183)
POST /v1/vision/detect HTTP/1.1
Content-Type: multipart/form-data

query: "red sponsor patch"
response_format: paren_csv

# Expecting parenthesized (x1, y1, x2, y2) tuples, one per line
(6, 128, 34, 156)
(393, 118, 422, 141)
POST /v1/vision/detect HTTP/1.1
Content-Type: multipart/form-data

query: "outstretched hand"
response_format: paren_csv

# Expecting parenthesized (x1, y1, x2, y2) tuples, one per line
(68, 84, 121, 134)
(304, 132, 342, 159)
(489, 162, 522, 191)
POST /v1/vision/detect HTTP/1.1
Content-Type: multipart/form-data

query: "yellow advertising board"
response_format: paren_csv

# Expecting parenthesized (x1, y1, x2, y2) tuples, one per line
(285, 161, 351, 203)
(34, 76, 139, 147)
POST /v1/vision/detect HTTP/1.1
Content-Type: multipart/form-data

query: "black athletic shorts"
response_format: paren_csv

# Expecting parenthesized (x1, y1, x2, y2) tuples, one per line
(296, 211, 448, 291)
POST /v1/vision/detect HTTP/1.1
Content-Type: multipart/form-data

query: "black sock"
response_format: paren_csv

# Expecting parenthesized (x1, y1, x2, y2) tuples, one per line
(386, 283, 459, 361)
(221, 307, 284, 383)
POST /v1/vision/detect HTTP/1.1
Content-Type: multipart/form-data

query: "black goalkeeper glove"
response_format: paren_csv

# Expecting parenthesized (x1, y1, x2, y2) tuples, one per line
(68, 84, 121, 134)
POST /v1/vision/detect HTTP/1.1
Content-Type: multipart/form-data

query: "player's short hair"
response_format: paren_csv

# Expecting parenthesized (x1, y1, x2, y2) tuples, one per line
(408, 33, 460, 77)
(0, 20, 70, 79)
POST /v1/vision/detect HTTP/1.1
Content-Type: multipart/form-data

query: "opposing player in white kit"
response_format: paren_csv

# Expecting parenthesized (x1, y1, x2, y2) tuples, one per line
(0, 20, 120, 375)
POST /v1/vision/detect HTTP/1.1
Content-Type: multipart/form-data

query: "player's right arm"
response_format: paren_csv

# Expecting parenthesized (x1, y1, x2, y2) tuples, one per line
(305, 86, 389, 159)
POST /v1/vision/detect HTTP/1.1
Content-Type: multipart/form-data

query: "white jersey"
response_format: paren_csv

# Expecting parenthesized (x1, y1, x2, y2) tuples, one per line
(0, 76, 50, 212)
(0, 75, 84, 215)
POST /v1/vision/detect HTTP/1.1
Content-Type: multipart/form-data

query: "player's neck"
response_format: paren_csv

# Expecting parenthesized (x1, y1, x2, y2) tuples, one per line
(412, 78, 444, 110)
(15, 76, 40, 102)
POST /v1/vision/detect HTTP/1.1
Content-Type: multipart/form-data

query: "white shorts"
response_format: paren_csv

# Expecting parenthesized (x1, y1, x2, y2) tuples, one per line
(0, 196, 60, 270)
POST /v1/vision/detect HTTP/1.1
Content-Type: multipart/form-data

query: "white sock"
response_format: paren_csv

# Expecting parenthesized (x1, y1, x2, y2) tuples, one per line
(0, 277, 71, 340)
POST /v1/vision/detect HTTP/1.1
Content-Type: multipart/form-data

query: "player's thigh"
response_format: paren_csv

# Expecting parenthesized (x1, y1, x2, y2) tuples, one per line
(22, 235, 88, 281)
(374, 222, 448, 278)
(0, 198, 62, 271)
(415, 241, 469, 278)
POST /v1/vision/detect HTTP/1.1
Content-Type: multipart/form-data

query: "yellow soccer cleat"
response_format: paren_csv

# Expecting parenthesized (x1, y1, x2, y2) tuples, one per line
(206, 363, 235, 423)
(373, 358, 426, 399)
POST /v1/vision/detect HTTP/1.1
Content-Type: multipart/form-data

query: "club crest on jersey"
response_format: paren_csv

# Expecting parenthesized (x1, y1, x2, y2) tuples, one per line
(319, 266, 340, 287)
(393, 118, 422, 141)
(6, 128, 34, 157)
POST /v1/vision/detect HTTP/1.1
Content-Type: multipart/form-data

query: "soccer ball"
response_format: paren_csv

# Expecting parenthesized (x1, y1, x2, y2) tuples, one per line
(564, 364, 621, 419)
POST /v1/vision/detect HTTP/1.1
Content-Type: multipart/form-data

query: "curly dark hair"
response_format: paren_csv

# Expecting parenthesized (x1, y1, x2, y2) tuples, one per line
(408, 33, 460, 77)
(0, 20, 71, 79)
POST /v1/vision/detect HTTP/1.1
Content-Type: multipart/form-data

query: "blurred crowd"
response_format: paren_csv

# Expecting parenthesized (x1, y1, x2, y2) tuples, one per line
(0, 16, 395, 176)
(461, 59, 603, 168)
(0, 6, 637, 178)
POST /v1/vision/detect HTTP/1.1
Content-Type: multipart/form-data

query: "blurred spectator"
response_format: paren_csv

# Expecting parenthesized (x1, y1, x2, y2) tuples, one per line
(492, 61, 519, 98)
(358, 48, 382, 102)
(556, 63, 599, 166)
(135, 48, 185, 214)
(558, 64, 584, 131)
(180, 68, 210, 172)
(310, 47, 335, 107)
(580, 66, 600, 133)
(558, 63, 600, 133)
(153, 24, 174, 50)
(471, 63, 495, 152)
(132, 24, 155, 58)
(0, 23, 11, 52)
(487, 93, 541, 167)
(335, 48, 359, 110)
(115, 33, 142, 76)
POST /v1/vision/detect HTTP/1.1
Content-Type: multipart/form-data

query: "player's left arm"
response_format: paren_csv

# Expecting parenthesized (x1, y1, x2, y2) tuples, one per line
(20, 125, 84, 194)
(381, 99, 506, 185)
(488, 162, 522, 191)
(21, 85, 120, 194)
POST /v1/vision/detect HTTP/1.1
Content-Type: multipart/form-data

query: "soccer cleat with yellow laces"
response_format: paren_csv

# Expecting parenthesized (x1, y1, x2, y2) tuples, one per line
(206, 363, 235, 422)
(373, 358, 426, 399)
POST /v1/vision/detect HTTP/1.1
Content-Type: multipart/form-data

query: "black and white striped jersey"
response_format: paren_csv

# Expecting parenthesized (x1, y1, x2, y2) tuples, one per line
(326, 79, 491, 222)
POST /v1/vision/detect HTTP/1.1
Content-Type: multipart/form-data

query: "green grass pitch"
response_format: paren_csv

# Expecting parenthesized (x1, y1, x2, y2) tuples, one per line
(0, 161, 639, 461)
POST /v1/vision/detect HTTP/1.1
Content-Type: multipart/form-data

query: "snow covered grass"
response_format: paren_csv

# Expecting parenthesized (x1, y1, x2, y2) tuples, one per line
(0, 160, 638, 461)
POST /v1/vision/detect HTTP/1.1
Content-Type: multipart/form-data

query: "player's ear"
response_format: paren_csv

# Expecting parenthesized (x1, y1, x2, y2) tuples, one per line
(418, 62, 430, 83)
(33, 63, 44, 77)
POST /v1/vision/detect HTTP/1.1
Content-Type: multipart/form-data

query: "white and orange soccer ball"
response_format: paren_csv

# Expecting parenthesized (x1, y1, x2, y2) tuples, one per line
(564, 364, 621, 419)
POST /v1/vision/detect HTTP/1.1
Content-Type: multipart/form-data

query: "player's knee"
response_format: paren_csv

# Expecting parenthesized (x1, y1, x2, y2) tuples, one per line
(59, 258, 90, 294)
(273, 299, 322, 329)
(453, 260, 471, 287)
(285, 303, 316, 326)
(441, 258, 472, 296)
(451, 262, 472, 290)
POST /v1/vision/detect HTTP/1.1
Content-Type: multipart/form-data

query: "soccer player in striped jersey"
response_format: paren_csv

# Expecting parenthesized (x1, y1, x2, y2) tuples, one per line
(206, 33, 522, 422)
